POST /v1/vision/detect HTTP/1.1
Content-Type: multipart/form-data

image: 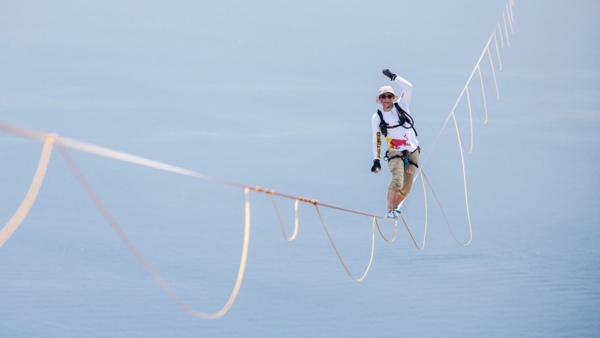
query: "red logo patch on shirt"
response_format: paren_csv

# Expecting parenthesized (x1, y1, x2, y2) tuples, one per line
(388, 135, 411, 149)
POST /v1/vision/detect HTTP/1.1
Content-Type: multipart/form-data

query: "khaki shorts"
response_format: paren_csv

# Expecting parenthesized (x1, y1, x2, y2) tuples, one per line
(387, 149, 420, 196)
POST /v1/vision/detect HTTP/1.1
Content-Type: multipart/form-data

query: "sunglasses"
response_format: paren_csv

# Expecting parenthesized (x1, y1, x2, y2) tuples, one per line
(379, 94, 394, 99)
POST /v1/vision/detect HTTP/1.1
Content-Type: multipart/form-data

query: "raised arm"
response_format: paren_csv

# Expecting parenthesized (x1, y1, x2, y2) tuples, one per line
(382, 69, 413, 111)
(394, 75, 412, 109)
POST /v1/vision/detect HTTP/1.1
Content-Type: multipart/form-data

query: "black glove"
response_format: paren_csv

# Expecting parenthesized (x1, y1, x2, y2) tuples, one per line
(371, 159, 381, 173)
(382, 69, 397, 81)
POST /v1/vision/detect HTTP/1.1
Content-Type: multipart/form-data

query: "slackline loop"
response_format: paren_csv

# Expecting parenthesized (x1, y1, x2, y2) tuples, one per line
(313, 204, 375, 282)
(375, 216, 397, 243)
(398, 214, 424, 252)
(474, 65, 490, 124)
(269, 194, 299, 241)
(56, 139, 251, 319)
(421, 170, 472, 246)
(0, 134, 54, 247)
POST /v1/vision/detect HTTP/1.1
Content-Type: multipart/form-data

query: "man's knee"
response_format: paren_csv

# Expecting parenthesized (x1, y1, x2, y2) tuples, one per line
(399, 178, 414, 196)
(388, 175, 404, 192)
(399, 187, 411, 196)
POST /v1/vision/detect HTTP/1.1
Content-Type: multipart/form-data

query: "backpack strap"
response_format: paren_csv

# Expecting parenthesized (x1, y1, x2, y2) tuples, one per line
(393, 102, 418, 137)
(376, 110, 388, 137)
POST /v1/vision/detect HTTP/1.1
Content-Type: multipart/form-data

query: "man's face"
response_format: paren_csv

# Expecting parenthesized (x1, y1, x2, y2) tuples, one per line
(379, 93, 394, 110)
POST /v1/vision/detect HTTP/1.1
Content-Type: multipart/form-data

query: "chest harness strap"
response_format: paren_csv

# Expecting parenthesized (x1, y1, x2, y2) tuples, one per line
(376, 102, 418, 138)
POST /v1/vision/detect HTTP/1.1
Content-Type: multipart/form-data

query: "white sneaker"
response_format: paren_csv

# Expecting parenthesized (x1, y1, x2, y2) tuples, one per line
(394, 206, 402, 215)
(384, 211, 398, 220)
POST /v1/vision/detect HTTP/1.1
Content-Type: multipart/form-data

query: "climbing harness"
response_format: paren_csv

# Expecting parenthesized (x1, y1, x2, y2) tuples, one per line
(384, 147, 421, 171)
(376, 102, 418, 137)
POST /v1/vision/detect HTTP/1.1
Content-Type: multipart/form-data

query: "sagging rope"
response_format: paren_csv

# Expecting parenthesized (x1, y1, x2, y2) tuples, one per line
(0, 134, 54, 247)
(57, 141, 249, 319)
(0, 122, 399, 319)
(402, 0, 516, 247)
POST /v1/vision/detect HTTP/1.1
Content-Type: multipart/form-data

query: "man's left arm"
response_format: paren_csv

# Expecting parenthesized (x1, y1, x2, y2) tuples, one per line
(394, 75, 412, 109)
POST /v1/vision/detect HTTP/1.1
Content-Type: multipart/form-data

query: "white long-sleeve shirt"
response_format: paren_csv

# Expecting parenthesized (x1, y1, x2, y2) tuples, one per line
(371, 76, 419, 159)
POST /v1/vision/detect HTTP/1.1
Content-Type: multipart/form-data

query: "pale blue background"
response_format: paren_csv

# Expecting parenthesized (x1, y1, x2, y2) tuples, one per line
(1, 1, 599, 337)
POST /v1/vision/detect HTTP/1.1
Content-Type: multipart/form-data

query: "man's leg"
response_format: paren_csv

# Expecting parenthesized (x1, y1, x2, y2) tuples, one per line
(387, 188, 403, 212)
(399, 150, 420, 197)
(387, 150, 405, 212)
